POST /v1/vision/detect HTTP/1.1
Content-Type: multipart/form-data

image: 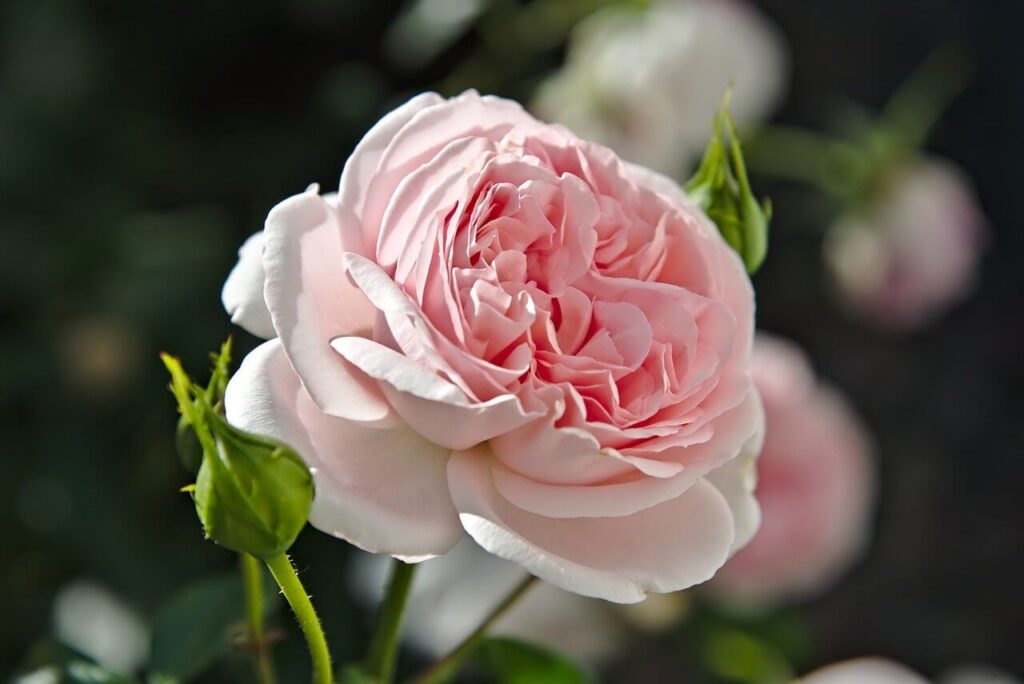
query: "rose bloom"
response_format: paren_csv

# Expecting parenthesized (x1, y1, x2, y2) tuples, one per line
(532, 0, 787, 175)
(222, 91, 763, 602)
(825, 157, 987, 331)
(711, 334, 874, 604)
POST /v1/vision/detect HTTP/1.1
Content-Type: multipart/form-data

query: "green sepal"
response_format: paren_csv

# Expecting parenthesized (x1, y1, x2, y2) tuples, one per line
(686, 94, 771, 274)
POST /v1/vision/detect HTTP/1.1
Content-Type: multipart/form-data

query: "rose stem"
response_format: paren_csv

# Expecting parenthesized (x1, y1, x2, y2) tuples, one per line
(413, 574, 539, 684)
(242, 553, 278, 684)
(265, 553, 334, 684)
(362, 559, 418, 683)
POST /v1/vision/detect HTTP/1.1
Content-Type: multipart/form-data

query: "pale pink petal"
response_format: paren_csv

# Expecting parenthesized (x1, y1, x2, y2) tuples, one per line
(331, 336, 539, 450)
(222, 232, 275, 339)
(224, 339, 463, 560)
(448, 446, 737, 603)
(338, 92, 445, 238)
(262, 189, 393, 424)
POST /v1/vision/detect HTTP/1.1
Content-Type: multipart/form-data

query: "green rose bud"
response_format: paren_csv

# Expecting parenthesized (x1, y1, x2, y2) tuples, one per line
(162, 351, 313, 560)
(686, 94, 772, 274)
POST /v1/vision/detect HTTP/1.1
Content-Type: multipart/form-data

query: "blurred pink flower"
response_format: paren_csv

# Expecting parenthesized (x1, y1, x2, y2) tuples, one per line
(825, 157, 987, 331)
(711, 334, 875, 604)
(222, 90, 763, 602)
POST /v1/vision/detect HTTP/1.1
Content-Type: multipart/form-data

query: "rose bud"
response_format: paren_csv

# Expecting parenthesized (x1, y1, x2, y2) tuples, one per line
(710, 334, 875, 605)
(825, 157, 987, 332)
(163, 354, 313, 560)
(222, 91, 765, 602)
(686, 101, 771, 273)
(532, 0, 787, 175)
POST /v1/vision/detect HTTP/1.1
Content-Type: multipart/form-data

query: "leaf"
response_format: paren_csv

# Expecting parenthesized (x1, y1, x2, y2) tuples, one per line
(475, 637, 593, 684)
(149, 573, 260, 682)
(65, 661, 137, 683)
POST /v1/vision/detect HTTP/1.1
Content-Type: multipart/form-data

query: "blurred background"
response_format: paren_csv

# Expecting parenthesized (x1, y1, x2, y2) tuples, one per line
(2, 0, 1021, 681)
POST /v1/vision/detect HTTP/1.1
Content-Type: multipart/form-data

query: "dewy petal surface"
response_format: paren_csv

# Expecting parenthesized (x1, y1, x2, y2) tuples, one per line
(225, 339, 463, 560)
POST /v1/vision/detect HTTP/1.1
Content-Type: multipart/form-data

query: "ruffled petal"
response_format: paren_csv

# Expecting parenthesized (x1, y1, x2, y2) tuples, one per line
(331, 336, 539, 450)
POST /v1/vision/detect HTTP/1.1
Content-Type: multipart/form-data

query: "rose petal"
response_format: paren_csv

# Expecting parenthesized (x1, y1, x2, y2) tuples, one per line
(331, 335, 539, 450)
(262, 189, 393, 425)
(448, 445, 737, 603)
(222, 232, 276, 339)
(225, 339, 463, 560)
(339, 92, 445, 243)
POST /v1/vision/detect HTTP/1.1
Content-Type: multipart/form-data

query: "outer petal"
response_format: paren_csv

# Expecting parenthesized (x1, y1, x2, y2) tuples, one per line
(225, 339, 463, 560)
(705, 392, 764, 554)
(338, 92, 445, 239)
(331, 336, 538, 450)
(448, 446, 736, 603)
(222, 232, 275, 339)
(496, 389, 763, 519)
(262, 189, 394, 424)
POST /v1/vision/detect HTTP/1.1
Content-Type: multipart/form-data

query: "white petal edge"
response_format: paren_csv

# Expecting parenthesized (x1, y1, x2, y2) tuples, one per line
(222, 232, 276, 339)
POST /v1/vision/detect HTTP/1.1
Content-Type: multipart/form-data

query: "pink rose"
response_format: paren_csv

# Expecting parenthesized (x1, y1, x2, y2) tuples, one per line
(825, 158, 987, 331)
(711, 334, 874, 603)
(222, 91, 763, 602)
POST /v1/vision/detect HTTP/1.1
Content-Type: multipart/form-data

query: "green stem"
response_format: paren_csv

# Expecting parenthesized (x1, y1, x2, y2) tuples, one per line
(363, 560, 417, 684)
(746, 125, 871, 198)
(242, 553, 278, 684)
(413, 574, 538, 684)
(265, 554, 333, 684)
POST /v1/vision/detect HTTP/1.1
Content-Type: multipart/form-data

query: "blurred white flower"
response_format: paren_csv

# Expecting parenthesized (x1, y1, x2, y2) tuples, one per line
(800, 659, 1021, 684)
(532, 0, 788, 175)
(825, 157, 987, 331)
(799, 658, 929, 683)
(53, 580, 149, 674)
(353, 538, 626, 665)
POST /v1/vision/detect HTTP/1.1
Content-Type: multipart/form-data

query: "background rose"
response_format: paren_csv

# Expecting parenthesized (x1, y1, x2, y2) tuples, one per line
(710, 334, 875, 604)
(532, 0, 787, 175)
(825, 157, 987, 331)
(222, 90, 763, 602)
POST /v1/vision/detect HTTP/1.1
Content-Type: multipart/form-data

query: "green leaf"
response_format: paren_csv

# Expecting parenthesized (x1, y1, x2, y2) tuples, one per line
(337, 663, 377, 684)
(685, 93, 771, 274)
(148, 573, 247, 682)
(65, 661, 137, 684)
(475, 637, 593, 684)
